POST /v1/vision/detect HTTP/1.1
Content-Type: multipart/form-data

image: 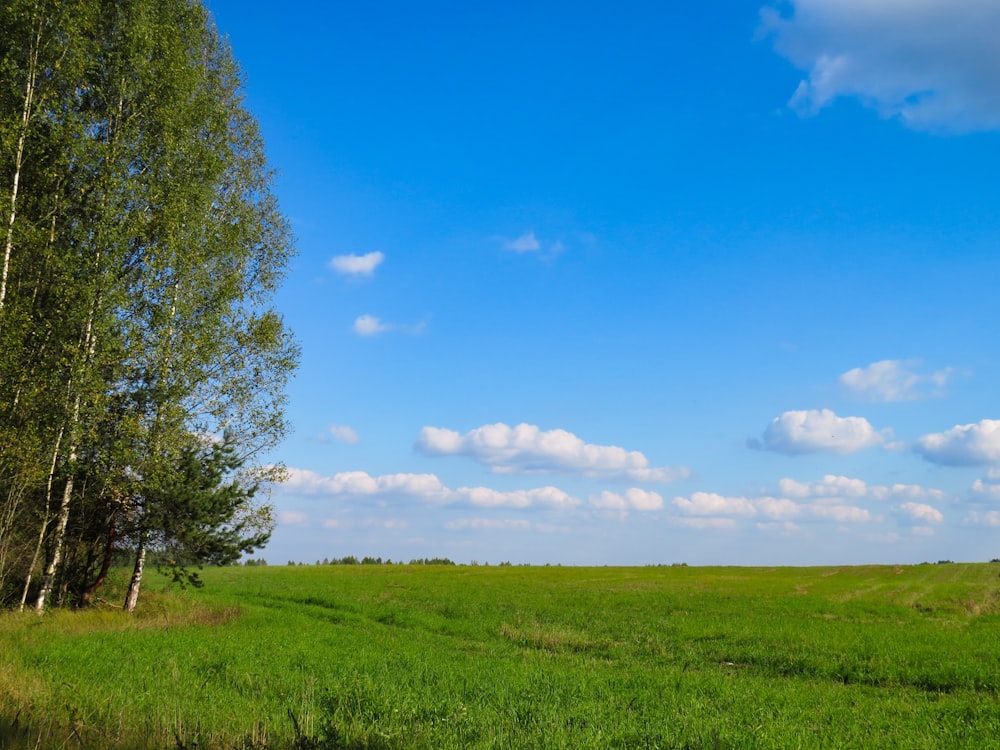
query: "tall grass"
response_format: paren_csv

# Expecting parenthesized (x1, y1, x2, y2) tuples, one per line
(2, 563, 999, 748)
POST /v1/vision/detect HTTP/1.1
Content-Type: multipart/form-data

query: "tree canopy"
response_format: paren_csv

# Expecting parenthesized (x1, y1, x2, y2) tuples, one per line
(0, 0, 297, 611)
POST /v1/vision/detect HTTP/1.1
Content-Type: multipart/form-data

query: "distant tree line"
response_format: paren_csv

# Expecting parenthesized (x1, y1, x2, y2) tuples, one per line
(0, 0, 297, 612)
(285, 557, 461, 567)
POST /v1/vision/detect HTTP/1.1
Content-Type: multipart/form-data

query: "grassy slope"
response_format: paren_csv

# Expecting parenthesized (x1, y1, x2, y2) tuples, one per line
(1, 563, 999, 748)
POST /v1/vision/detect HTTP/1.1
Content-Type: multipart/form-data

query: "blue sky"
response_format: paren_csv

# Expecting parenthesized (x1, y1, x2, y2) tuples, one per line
(204, 0, 1000, 565)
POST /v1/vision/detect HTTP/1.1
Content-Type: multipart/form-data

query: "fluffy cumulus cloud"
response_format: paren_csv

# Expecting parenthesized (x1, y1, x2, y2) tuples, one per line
(590, 488, 664, 512)
(761, 0, 1000, 132)
(283, 468, 450, 500)
(279, 468, 580, 510)
(915, 420, 1000, 466)
(329, 251, 385, 276)
(670, 477, 905, 526)
(673, 492, 758, 517)
(454, 485, 580, 509)
(778, 474, 946, 503)
(897, 502, 944, 524)
(415, 422, 688, 482)
(750, 409, 886, 455)
(839, 359, 952, 402)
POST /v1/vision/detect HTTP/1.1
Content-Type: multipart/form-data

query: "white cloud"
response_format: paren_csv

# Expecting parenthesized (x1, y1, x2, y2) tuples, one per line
(761, 0, 1000, 133)
(329, 251, 385, 276)
(778, 474, 868, 499)
(280, 468, 579, 510)
(673, 492, 758, 517)
(915, 420, 1000, 466)
(755, 497, 801, 520)
(282, 468, 450, 500)
(897, 502, 944, 524)
(415, 422, 688, 482)
(965, 510, 1000, 527)
(503, 232, 542, 253)
(353, 314, 390, 336)
(778, 474, 946, 503)
(839, 359, 952, 402)
(444, 518, 531, 531)
(353, 314, 426, 337)
(454, 485, 580, 509)
(671, 486, 876, 525)
(591, 489, 664, 512)
(971, 478, 1000, 501)
(808, 505, 873, 523)
(751, 409, 886, 455)
(329, 424, 360, 444)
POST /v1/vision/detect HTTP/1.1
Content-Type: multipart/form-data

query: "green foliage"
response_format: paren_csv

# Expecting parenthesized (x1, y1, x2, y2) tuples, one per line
(2, 563, 1000, 748)
(0, 0, 295, 610)
(147, 436, 271, 588)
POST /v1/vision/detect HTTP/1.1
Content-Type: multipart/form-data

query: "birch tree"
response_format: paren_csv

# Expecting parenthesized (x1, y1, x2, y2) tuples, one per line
(0, 0, 297, 610)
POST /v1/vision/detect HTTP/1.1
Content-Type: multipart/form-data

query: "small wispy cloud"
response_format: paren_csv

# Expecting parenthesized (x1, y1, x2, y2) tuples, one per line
(329, 251, 385, 276)
(353, 314, 426, 337)
(444, 518, 531, 531)
(354, 314, 390, 336)
(279, 510, 308, 525)
(503, 232, 542, 253)
(329, 424, 360, 444)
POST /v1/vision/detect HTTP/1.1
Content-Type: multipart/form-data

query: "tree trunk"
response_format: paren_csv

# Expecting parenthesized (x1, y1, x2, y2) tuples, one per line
(123, 535, 146, 613)
(79, 518, 116, 607)
(33, 447, 75, 612)
(0, 7, 42, 313)
(18, 423, 62, 609)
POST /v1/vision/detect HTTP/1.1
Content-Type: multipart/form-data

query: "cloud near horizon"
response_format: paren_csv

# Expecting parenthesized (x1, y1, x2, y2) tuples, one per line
(672, 490, 875, 524)
(415, 422, 689, 482)
(761, 0, 1000, 133)
(839, 359, 953, 402)
(750, 409, 887, 455)
(778, 474, 946, 503)
(590, 488, 664, 512)
(280, 467, 580, 510)
(329, 251, 385, 276)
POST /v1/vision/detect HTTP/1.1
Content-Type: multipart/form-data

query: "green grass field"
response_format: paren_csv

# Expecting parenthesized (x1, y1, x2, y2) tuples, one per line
(2, 563, 1000, 748)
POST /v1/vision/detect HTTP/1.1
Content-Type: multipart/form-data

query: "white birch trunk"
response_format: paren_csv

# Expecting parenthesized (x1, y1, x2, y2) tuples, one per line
(123, 537, 146, 613)
(18, 423, 63, 610)
(0, 10, 42, 313)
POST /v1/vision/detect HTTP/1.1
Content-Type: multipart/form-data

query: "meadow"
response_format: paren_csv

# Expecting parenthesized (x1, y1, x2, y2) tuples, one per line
(2, 562, 999, 748)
